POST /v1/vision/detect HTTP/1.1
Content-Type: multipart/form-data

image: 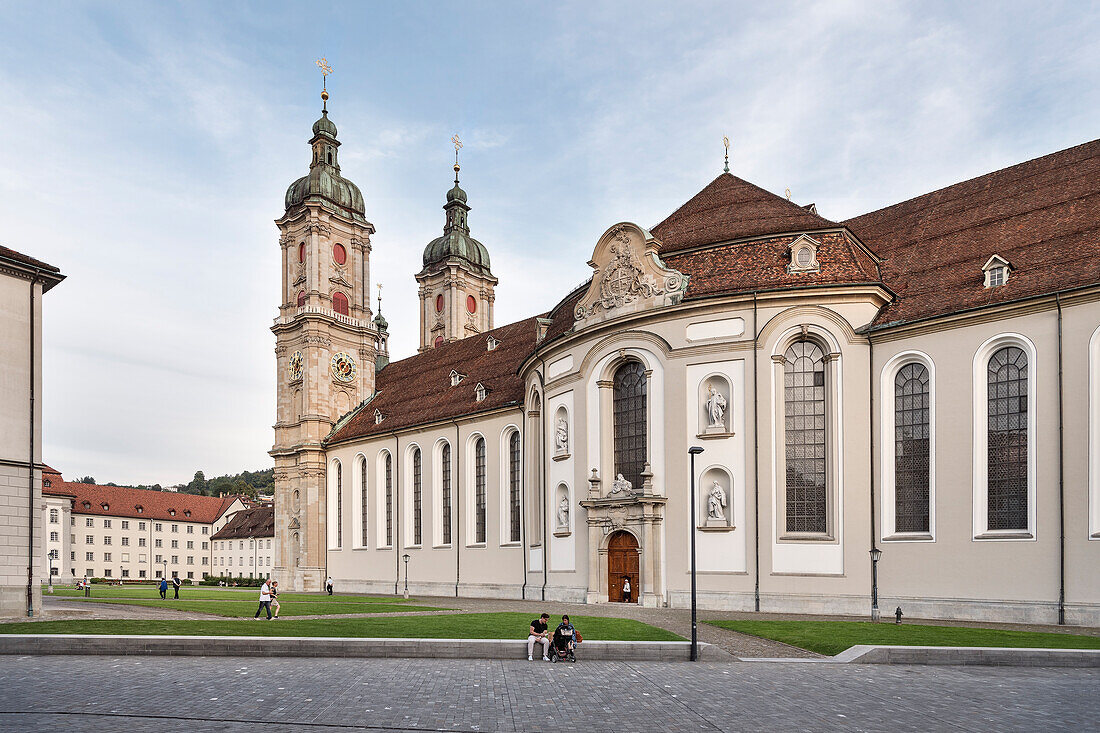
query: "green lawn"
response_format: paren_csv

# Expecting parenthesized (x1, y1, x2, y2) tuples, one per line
(709, 619, 1100, 656)
(53, 597, 437, 617)
(0, 612, 682, 641)
(50, 587, 400, 602)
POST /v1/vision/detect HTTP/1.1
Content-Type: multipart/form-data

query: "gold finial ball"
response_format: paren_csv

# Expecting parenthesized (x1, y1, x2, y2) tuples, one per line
(454, 162, 461, 173)
(321, 89, 329, 101)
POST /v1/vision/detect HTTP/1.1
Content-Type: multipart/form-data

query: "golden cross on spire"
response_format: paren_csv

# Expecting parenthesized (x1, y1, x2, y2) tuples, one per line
(316, 57, 333, 108)
(451, 134, 463, 181)
(376, 282, 383, 311)
(722, 135, 730, 173)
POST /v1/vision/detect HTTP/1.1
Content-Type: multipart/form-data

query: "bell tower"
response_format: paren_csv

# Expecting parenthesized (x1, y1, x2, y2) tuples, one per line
(416, 136, 497, 350)
(271, 63, 377, 592)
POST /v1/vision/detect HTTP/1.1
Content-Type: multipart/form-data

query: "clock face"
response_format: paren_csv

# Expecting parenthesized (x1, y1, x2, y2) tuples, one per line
(288, 351, 304, 381)
(331, 352, 357, 382)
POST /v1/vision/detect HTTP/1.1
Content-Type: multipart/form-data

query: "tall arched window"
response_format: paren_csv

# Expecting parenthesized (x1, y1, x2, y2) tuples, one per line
(509, 431, 521, 542)
(296, 290, 306, 307)
(412, 447, 423, 545)
(329, 460, 342, 549)
(359, 457, 368, 547)
(613, 361, 647, 492)
(475, 437, 487, 543)
(987, 346, 1028, 530)
(441, 443, 452, 545)
(385, 452, 393, 547)
(784, 340, 827, 533)
(332, 291, 349, 316)
(894, 363, 930, 532)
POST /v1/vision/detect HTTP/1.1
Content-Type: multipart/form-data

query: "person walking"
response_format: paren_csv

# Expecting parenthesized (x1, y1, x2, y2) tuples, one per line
(254, 580, 273, 620)
(325, 576, 334, 596)
(159, 577, 168, 600)
(270, 580, 280, 619)
(172, 575, 182, 600)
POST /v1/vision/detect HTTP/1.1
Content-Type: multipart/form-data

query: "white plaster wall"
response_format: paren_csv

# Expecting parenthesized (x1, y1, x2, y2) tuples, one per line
(547, 390, 575, 572)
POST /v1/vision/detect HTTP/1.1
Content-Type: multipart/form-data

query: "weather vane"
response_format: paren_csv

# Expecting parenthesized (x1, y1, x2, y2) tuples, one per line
(451, 134, 463, 182)
(316, 57, 333, 108)
(376, 282, 383, 312)
(722, 135, 730, 173)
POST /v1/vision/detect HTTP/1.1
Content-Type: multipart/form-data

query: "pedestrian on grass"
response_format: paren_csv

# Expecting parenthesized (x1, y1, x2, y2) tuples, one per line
(326, 576, 334, 595)
(270, 580, 280, 619)
(172, 575, 181, 600)
(159, 577, 168, 599)
(254, 579, 273, 620)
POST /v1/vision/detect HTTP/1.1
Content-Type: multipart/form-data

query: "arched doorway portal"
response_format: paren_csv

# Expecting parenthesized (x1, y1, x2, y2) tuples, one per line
(607, 531, 639, 603)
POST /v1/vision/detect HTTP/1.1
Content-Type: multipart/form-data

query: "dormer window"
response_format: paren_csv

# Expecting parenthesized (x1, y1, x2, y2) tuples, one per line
(983, 255, 1012, 288)
(169, 509, 176, 516)
(184, 510, 191, 518)
(450, 369, 466, 387)
(487, 336, 500, 351)
(475, 383, 488, 402)
(82, 501, 90, 510)
(43, 479, 51, 488)
(374, 409, 384, 425)
(136, 506, 143, 513)
(787, 234, 821, 274)
(101, 503, 109, 511)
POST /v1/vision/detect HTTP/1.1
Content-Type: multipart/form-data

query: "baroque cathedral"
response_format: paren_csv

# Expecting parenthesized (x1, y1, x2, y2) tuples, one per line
(271, 90, 1100, 626)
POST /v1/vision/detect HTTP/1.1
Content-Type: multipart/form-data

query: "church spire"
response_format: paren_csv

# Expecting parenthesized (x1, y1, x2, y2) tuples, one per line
(443, 134, 470, 235)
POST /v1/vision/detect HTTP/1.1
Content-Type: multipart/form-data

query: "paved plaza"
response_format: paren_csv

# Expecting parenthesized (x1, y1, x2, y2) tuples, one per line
(1, 655, 1096, 732)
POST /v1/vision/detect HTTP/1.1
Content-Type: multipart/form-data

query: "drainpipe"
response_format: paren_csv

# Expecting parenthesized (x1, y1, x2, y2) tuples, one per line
(537, 359, 548, 601)
(868, 337, 879, 620)
(751, 292, 760, 612)
(1056, 292, 1066, 625)
(27, 269, 40, 617)
(393, 433, 400, 596)
(452, 418, 461, 598)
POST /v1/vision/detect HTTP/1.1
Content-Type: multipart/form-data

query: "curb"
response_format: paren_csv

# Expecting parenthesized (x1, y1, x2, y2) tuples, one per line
(0, 635, 730, 662)
(741, 645, 1100, 667)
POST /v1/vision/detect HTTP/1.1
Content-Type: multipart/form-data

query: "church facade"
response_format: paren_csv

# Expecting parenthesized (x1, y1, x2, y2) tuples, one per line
(272, 96, 1100, 625)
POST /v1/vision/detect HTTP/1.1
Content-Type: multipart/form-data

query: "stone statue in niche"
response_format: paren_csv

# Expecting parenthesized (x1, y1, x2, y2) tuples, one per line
(609, 473, 633, 496)
(557, 497, 569, 529)
(707, 481, 727, 522)
(705, 384, 727, 429)
(555, 416, 569, 453)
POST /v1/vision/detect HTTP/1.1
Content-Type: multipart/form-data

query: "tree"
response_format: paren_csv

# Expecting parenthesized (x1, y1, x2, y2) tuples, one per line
(188, 470, 207, 496)
(79, 476, 96, 485)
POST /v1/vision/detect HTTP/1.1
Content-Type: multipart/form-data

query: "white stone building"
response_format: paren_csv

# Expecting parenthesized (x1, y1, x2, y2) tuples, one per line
(210, 505, 275, 580)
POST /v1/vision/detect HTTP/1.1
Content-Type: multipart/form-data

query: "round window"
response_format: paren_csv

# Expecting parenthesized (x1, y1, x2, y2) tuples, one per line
(434, 336, 444, 348)
(467, 295, 477, 314)
(298, 243, 305, 263)
(333, 243, 347, 265)
(796, 247, 813, 267)
(435, 294, 445, 312)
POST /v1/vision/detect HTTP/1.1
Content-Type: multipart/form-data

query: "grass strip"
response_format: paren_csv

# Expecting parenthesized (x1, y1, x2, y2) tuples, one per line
(51, 597, 439, 617)
(709, 619, 1100, 656)
(1, 612, 683, 641)
(50, 588, 402, 603)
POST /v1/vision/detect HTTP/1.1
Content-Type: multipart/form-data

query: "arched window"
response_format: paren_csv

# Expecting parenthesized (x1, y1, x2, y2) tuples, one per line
(332, 291, 349, 316)
(298, 243, 305, 263)
(412, 447, 423, 545)
(329, 460, 342, 548)
(894, 363, 930, 532)
(441, 443, 452, 545)
(296, 291, 306, 307)
(434, 336, 444, 348)
(385, 452, 393, 547)
(613, 361, 647, 492)
(359, 457, 368, 547)
(784, 340, 827, 533)
(987, 346, 1028, 530)
(509, 431, 521, 542)
(475, 437, 487, 543)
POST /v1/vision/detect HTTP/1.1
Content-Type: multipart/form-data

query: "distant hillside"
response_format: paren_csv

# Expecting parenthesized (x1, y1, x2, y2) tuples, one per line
(92, 468, 275, 500)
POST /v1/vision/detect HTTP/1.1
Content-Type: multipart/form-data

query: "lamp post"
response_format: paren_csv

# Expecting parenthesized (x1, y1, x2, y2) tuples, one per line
(47, 552, 54, 593)
(402, 553, 410, 599)
(688, 446, 704, 662)
(869, 547, 882, 622)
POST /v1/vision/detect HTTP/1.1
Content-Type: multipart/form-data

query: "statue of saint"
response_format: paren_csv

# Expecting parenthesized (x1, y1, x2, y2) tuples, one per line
(609, 473, 632, 495)
(557, 497, 569, 529)
(555, 416, 569, 453)
(705, 384, 727, 429)
(707, 481, 727, 521)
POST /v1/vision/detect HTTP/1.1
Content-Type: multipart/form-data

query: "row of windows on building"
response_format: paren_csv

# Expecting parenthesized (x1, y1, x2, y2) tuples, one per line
(214, 556, 272, 567)
(213, 539, 272, 551)
(330, 431, 523, 551)
(80, 569, 198, 579)
(75, 552, 207, 566)
(69, 535, 208, 550)
(49, 513, 210, 535)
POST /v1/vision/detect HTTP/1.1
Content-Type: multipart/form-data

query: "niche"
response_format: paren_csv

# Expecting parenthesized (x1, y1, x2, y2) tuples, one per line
(698, 467, 734, 531)
(552, 406, 570, 460)
(698, 374, 733, 438)
(553, 483, 571, 537)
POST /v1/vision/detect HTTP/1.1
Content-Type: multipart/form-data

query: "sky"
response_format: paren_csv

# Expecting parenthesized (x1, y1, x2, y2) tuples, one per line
(1, 1, 1097, 486)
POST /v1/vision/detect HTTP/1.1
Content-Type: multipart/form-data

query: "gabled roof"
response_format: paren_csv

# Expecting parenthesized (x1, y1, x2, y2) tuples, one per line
(45, 477, 241, 524)
(327, 316, 543, 444)
(845, 138, 1100, 328)
(651, 173, 839, 253)
(211, 505, 274, 540)
(0, 244, 64, 291)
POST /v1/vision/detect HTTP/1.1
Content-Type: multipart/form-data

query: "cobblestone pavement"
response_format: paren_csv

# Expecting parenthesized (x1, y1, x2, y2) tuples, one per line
(1, 655, 1096, 732)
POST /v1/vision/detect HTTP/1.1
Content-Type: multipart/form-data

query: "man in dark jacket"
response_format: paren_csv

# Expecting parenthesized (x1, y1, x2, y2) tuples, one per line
(172, 576, 182, 599)
(159, 578, 168, 599)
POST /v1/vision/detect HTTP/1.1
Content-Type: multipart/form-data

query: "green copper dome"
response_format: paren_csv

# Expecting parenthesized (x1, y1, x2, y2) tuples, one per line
(446, 182, 467, 204)
(284, 108, 367, 223)
(312, 109, 338, 138)
(421, 174, 492, 275)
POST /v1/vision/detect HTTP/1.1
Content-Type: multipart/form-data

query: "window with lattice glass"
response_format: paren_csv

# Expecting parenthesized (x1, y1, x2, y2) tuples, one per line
(335, 462, 342, 548)
(360, 458, 368, 547)
(613, 361, 647, 492)
(412, 448, 423, 545)
(475, 437, 487, 543)
(784, 340, 827, 533)
(509, 432, 521, 542)
(441, 443, 452, 545)
(385, 453, 393, 546)
(894, 363, 930, 532)
(987, 346, 1028, 530)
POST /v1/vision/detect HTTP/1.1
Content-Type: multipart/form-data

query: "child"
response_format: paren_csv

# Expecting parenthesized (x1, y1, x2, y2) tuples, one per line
(270, 580, 280, 619)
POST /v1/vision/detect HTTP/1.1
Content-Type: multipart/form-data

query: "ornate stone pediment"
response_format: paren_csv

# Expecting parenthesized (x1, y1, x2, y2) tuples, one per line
(573, 222, 687, 328)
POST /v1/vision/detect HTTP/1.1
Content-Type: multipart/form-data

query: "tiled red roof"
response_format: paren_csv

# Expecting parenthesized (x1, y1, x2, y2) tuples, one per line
(0, 244, 60, 272)
(327, 316, 543, 444)
(211, 505, 274, 540)
(651, 173, 837, 253)
(845, 138, 1100, 328)
(44, 479, 240, 524)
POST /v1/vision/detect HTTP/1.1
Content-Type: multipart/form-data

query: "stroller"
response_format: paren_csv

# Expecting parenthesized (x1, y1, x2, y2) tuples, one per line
(549, 622, 580, 663)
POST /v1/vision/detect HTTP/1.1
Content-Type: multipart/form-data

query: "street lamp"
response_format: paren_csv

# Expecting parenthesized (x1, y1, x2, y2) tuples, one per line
(402, 553, 410, 599)
(47, 552, 54, 593)
(869, 547, 882, 622)
(688, 445, 704, 662)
